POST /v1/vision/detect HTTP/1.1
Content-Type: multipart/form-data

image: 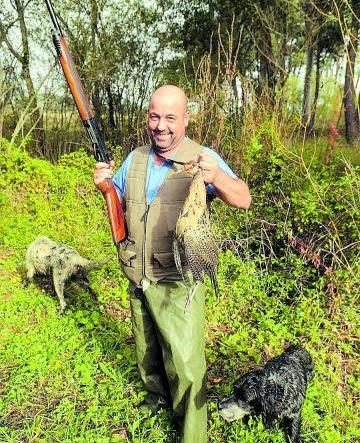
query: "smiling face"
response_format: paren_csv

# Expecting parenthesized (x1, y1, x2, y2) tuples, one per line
(147, 85, 189, 152)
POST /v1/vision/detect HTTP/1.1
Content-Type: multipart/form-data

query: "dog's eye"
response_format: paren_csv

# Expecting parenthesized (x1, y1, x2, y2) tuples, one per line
(234, 387, 244, 398)
(234, 381, 243, 392)
(245, 387, 258, 403)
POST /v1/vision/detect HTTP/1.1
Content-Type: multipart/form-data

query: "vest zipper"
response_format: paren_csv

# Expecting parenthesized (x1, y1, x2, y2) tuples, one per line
(142, 149, 151, 283)
(142, 203, 150, 279)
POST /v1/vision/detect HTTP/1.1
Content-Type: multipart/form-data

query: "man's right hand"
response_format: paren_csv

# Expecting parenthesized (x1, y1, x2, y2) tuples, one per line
(93, 160, 115, 189)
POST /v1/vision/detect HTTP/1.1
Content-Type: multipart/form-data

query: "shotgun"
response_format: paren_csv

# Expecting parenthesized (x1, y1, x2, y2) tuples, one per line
(44, 0, 126, 246)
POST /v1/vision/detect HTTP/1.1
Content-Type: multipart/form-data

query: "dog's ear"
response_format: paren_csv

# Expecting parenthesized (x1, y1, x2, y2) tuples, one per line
(299, 350, 315, 383)
(260, 382, 285, 428)
(287, 346, 315, 384)
(234, 371, 262, 405)
(245, 385, 259, 404)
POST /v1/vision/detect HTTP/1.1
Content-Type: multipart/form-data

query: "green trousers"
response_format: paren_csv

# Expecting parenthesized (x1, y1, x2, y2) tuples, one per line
(130, 277, 207, 443)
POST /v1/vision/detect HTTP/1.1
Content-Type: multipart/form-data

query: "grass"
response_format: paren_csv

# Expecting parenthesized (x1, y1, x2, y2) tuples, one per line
(0, 138, 359, 442)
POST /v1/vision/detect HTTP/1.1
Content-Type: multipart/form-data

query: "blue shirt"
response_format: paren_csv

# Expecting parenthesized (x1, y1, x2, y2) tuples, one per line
(113, 145, 237, 205)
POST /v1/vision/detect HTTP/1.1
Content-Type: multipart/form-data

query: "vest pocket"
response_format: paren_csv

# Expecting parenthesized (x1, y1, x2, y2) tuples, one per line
(118, 248, 137, 267)
(153, 251, 175, 268)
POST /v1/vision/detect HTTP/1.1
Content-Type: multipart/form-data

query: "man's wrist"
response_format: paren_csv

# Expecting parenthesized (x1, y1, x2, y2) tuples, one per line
(210, 168, 225, 188)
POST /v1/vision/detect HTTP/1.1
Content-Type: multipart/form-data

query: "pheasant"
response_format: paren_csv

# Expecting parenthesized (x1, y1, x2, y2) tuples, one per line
(173, 161, 219, 308)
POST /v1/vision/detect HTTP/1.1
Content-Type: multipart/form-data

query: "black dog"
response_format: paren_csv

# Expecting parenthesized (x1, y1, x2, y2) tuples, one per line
(218, 346, 314, 443)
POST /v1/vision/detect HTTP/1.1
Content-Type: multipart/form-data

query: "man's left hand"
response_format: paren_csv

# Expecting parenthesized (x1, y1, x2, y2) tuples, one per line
(197, 152, 221, 184)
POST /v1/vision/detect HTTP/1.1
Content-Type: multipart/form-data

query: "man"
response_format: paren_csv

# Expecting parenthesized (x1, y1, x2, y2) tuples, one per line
(94, 85, 251, 442)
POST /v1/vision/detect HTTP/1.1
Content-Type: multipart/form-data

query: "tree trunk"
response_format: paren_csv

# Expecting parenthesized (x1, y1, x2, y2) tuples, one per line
(92, 82, 102, 128)
(106, 83, 115, 128)
(14, 0, 44, 154)
(277, 8, 287, 108)
(308, 41, 321, 134)
(258, 25, 276, 107)
(301, 11, 314, 130)
(89, 0, 103, 131)
(344, 6, 360, 145)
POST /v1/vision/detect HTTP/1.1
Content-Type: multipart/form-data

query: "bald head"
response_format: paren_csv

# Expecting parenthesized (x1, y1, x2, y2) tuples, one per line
(150, 85, 188, 113)
(148, 85, 190, 152)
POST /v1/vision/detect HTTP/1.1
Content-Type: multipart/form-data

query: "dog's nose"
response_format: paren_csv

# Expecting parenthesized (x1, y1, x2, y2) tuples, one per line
(218, 399, 225, 410)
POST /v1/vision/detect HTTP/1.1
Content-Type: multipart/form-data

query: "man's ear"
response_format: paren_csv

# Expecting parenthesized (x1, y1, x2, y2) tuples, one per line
(184, 111, 190, 128)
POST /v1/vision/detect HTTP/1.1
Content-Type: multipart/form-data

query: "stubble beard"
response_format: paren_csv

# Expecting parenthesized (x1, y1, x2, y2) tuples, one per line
(152, 134, 185, 153)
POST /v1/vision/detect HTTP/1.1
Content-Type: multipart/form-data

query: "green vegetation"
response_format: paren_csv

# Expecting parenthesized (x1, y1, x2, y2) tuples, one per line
(1, 0, 359, 440)
(0, 134, 358, 442)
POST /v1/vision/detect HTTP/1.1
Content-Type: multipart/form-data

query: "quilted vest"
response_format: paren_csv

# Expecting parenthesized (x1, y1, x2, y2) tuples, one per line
(118, 137, 204, 285)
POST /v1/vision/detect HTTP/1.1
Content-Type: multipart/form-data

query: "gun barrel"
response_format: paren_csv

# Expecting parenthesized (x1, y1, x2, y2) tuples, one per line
(56, 35, 94, 122)
(54, 34, 111, 162)
(44, 0, 62, 35)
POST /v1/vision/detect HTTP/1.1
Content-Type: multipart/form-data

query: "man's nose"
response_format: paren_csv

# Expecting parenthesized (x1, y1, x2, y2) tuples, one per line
(157, 117, 166, 131)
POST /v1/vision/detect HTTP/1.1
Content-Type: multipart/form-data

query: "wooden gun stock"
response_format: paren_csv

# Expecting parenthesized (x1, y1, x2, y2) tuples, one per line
(96, 179, 126, 246)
